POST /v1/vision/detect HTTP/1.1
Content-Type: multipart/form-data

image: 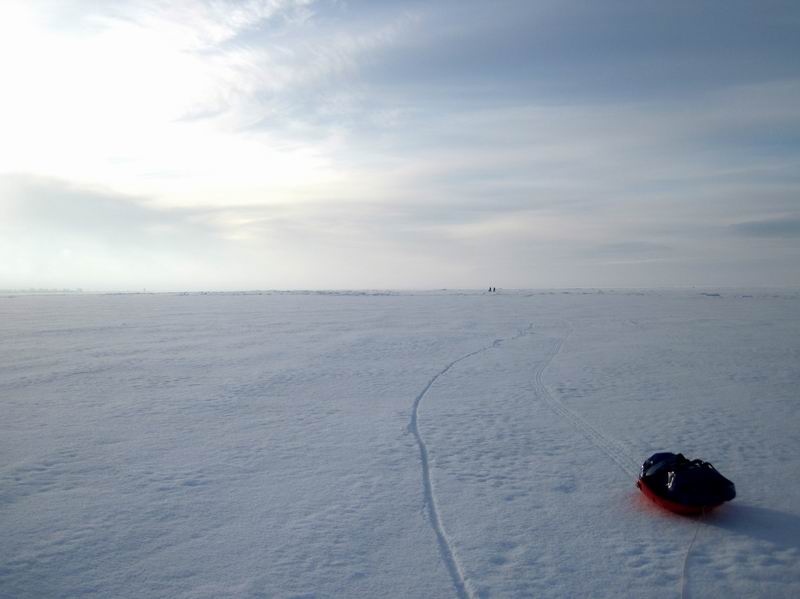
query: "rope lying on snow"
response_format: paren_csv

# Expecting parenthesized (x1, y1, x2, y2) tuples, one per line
(537, 322, 706, 599)
(680, 508, 705, 599)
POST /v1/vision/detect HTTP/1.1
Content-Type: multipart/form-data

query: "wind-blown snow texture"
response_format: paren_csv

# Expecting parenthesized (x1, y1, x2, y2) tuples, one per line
(1, 290, 799, 598)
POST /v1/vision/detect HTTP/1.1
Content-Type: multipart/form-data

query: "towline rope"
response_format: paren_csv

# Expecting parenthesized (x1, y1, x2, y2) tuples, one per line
(680, 508, 705, 599)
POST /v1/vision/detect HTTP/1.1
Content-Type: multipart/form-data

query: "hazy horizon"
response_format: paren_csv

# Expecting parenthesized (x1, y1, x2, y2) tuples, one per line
(4, 285, 800, 296)
(2, 1, 799, 290)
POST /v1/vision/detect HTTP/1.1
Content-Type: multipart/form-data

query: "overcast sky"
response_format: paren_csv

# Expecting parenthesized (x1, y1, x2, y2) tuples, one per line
(1, 0, 799, 290)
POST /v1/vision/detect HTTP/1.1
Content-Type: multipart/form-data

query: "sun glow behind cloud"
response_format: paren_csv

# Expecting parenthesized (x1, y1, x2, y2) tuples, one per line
(0, 0, 344, 207)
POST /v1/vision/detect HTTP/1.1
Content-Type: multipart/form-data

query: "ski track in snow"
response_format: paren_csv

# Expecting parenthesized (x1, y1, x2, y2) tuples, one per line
(408, 324, 535, 599)
(532, 324, 640, 479)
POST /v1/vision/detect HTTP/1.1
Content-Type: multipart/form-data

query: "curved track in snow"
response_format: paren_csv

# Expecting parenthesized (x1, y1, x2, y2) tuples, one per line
(408, 325, 534, 599)
(409, 349, 484, 599)
(411, 323, 643, 599)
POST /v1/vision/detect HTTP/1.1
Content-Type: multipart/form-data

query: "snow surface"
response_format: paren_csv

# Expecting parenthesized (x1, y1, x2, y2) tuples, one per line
(1, 289, 799, 598)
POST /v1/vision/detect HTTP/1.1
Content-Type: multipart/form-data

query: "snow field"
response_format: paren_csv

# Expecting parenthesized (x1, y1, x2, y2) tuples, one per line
(1, 290, 798, 598)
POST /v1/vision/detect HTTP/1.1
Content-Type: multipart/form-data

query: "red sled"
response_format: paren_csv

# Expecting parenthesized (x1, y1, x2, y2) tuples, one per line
(636, 452, 735, 516)
(637, 478, 718, 515)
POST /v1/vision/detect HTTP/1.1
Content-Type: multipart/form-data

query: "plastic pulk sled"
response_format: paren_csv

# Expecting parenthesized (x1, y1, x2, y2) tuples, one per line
(637, 452, 736, 515)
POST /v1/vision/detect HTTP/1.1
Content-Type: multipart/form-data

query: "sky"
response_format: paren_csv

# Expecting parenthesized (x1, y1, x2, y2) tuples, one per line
(1, 0, 799, 291)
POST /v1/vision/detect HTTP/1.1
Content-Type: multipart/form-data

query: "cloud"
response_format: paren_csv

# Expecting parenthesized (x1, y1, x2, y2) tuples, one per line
(592, 241, 672, 256)
(352, 1, 800, 102)
(59, 0, 312, 49)
(731, 217, 800, 238)
(0, 174, 208, 244)
(1, 1, 799, 288)
(0, 174, 239, 290)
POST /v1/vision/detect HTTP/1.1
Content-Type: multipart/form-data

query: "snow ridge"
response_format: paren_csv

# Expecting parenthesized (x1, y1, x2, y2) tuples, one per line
(409, 325, 534, 599)
(532, 326, 639, 479)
